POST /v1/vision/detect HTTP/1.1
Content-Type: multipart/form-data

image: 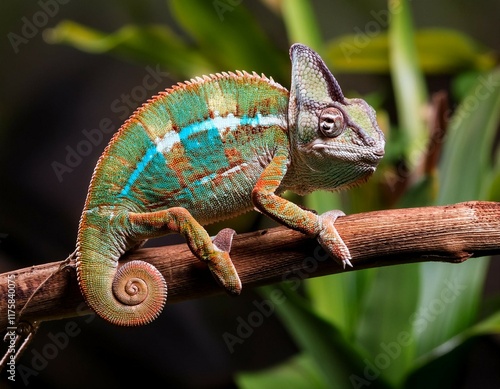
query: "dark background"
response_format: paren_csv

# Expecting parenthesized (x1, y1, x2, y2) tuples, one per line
(0, 1, 499, 388)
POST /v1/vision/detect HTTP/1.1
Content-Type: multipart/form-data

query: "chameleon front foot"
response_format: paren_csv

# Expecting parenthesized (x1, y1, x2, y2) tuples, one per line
(317, 210, 353, 268)
(208, 228, 242, 295)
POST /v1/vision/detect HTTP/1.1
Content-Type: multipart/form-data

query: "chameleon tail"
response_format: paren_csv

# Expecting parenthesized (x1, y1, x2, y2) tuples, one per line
(77, 244, 167, 326)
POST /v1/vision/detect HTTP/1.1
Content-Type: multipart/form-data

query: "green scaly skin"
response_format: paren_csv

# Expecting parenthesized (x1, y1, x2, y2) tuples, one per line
(76, 44, 385, 326)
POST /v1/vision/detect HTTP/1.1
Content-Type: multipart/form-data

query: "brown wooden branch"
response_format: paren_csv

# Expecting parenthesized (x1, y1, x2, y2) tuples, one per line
(1, 201, 499, 331)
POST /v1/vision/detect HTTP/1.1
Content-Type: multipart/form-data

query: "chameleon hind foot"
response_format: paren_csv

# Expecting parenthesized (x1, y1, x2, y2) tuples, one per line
(126, 209, 242, 296)
(209, 228, 242, 295)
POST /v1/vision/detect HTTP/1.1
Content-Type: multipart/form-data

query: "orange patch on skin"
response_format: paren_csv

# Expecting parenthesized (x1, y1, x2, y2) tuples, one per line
(224, 148, 243, 165)
(212, 174, 225, 187)
(168, 143, 192, 187)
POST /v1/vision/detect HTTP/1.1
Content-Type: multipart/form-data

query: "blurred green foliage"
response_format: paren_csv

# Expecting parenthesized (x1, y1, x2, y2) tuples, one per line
(46, 0, 499, 387)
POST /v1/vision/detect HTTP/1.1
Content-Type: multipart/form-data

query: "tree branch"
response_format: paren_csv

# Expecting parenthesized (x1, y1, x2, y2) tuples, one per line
(1, 201, 499, 331)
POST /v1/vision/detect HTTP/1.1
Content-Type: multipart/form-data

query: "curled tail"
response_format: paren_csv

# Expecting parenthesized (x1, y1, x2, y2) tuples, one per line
(76, 218, 167, 326)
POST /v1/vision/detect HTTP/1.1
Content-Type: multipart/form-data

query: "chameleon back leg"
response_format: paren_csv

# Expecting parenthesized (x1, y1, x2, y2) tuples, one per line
(76, 207, 241, 326)
(126, 208, 241, 293)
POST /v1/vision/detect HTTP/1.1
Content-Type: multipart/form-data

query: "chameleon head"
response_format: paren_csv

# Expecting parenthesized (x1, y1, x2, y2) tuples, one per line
(286, 44, 385, 194)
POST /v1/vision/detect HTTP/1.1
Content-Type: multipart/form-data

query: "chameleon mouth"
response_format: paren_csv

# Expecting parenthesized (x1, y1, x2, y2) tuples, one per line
(311, 143, 385, 166)
(368, 147, 385, 162)
(360, 149, 385, 166)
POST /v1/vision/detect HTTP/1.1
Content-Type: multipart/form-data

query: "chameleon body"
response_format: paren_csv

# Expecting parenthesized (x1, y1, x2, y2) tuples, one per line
(76, 44, 385, 326)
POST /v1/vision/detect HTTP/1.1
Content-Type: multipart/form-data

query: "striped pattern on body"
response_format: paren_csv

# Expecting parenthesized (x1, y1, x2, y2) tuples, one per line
(84, 71, 289, 224)
(75, 44, 385, 327)
(76, 71, 289, 326)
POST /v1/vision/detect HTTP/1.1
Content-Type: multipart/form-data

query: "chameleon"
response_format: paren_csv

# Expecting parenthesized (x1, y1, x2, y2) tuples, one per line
(76, 43, 385, 326)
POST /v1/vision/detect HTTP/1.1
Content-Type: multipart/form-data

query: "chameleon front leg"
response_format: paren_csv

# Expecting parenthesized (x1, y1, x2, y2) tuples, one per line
(251, 154, 352, 267)
(126, 207, 242, 294)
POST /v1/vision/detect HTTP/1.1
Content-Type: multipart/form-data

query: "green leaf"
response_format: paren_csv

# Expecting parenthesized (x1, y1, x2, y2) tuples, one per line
(45, 20, 213, 77)
(305, 270, 376, 340)
(303, 190, 378, 338)
(397, 174, 438, 208)
(326, 28, 496, 74)
(414, 67, 500, 357)
(303, 191, 358, 336)
(260, 283, 391, 388)
(439, 68, 500, 202)
(169, 0, 287, 81)
(488, 168, 500, 201)
(411, 310, 500, 373)
(355, 264, 420, 386)
(281, 0, 322, 50)
(236, 353, 327, 389)
(415, 29, 496, 73)
(326, 32, 390, 73)
(304, 191, 342, 215)
(388, 0, 428, 168)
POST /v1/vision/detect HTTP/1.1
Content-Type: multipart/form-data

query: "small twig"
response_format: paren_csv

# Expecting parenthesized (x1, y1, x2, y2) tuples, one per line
(0, 321, 40, 372)
(0, 201, 499, 331)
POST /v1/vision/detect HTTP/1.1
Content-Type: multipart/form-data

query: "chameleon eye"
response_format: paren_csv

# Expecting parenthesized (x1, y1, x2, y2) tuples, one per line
(318, 107, 345, 138)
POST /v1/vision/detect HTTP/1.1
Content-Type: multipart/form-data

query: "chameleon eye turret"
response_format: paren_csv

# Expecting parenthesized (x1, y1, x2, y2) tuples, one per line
(318, 107, 345, 138)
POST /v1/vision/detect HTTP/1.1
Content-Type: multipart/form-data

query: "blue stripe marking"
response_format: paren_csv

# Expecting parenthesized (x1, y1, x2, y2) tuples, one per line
(180, 120, 221, 151)
(119, 112, 280, 198)
(178, 117, 230, 176)
(240, 113, 263, 126)
(119, 146, 158, 197)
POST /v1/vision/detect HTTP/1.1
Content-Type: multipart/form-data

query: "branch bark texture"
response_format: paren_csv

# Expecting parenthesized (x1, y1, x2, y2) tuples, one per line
(1, 201, 499, 330)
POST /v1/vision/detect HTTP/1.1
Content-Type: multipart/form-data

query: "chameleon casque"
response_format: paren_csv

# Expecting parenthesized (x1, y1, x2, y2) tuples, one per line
(76, 44, 385, 326)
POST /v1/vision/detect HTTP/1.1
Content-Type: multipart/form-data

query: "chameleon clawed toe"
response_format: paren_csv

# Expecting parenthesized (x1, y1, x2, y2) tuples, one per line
(317, 210, 353, 268)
